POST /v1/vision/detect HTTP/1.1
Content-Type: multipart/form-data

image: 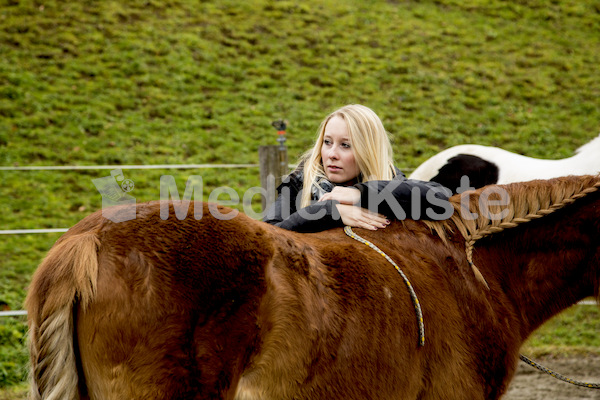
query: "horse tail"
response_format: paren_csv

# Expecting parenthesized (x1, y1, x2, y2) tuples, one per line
(25, 230, 100, 400)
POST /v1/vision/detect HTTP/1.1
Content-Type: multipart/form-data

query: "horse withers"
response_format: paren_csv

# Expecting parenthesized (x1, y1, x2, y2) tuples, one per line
(26, 175, 600, 399)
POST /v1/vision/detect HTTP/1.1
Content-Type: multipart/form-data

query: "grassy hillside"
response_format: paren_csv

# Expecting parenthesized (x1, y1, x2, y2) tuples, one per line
(1, 0, 599, 391)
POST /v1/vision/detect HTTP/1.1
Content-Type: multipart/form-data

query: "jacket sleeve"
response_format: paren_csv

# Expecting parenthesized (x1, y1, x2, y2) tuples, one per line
(264, 198, 344, 232)
(354, 177, 452, 221)
(262, 176, 345, 232)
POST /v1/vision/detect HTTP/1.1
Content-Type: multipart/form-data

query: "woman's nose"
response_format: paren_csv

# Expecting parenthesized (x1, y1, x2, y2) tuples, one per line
(328, 146, 339, 160)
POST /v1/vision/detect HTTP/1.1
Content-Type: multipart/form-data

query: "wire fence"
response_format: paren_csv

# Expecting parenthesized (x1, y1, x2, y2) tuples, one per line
(0, 162, 263, 234)
(0, 163, 260, 171)
(0, 311, 27, 317)
(1, 228, 70, 235)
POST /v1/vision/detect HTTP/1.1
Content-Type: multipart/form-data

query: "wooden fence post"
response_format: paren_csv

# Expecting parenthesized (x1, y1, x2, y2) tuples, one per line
(259, 144, 288, 212)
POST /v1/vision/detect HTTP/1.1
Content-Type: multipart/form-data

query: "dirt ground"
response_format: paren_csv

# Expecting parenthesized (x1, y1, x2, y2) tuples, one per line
(504, 355, 600, 400)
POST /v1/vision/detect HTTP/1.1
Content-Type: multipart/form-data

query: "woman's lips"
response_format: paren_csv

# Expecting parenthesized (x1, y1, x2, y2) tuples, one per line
(327, 165, 341, 171)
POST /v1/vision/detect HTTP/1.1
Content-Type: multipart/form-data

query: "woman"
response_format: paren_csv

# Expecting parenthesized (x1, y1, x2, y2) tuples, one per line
(264, 104, 451, 232)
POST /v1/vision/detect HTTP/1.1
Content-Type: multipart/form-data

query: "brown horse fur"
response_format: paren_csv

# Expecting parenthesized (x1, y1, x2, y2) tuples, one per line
(26, 175, 600, 400)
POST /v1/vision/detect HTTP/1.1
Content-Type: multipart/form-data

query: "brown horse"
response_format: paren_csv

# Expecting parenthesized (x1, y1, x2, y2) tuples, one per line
(26, 175, 600, 400)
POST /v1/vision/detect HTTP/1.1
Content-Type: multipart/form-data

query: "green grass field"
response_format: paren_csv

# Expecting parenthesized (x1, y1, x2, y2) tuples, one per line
(1, 0, 599, 392)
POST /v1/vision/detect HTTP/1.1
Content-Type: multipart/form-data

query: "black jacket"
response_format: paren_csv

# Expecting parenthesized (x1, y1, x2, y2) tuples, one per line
(263, 169, 452, 232)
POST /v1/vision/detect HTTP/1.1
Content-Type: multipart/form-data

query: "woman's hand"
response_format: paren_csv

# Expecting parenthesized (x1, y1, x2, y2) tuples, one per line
(335, 204, 390, 230)
(319, 186, 361, 205)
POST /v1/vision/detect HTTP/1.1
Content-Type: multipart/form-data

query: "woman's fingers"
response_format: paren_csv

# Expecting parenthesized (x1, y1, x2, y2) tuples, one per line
(358, 210, 390, 230)
(336, 204, 390, 230)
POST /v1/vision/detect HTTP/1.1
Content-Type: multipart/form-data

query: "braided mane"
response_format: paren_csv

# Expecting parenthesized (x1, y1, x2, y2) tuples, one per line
(425, 175, 600, 287)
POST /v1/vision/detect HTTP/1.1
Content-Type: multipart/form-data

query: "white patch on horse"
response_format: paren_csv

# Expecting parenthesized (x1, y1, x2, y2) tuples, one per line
(383, 286, 393, 300)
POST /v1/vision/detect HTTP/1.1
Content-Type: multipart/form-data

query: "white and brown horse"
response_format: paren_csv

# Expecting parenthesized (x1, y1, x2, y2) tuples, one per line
(26, 175, 600, 399)
(409, 134, 600, 194)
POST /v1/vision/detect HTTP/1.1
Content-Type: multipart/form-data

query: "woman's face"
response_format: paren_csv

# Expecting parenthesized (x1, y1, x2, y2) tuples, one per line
(320, 116, 360, 184)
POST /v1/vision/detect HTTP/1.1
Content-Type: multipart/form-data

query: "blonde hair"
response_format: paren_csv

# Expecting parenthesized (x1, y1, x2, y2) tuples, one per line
(300, 104, 396, 208)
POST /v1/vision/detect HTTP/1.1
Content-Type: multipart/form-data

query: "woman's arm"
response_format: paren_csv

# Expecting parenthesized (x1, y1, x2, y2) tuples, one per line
(353, 178, 452, 221)
(318, 171, 452, 222)
(263, 172, 450, 232)
(263, 195, 345, 232)
(262, 174, 346, 232)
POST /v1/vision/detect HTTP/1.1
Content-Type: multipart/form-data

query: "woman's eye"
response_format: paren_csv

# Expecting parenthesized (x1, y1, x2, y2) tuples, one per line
(341, 142, 351, 149)
(323, 139, 332, 145)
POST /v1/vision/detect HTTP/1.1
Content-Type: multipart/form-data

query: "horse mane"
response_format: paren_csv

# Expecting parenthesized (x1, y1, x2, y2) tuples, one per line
(425, 175, 600, 285)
